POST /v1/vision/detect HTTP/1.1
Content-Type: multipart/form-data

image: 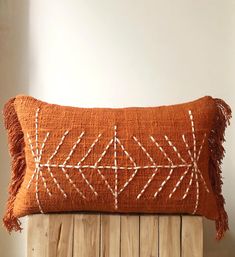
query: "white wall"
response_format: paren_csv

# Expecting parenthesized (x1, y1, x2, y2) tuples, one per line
(29, 1, 235, 256)
(0, 0, 234, 256)
(0, 1, 28, 257)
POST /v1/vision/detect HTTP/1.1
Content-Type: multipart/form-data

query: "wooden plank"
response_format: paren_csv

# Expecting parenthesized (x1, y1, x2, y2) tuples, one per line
(159, 216, 181, 257)
(28, 214, 203, 257)
(140, 215, 158, 257)
(121, 215, 139, 257)
(73, 214, 100, 257)
(47, 214, 74, 257)
(27, 214, 49, 257)
(100, 214, 120, 257)
(27, 214, 73, 257)
(182, 216, 203, 257)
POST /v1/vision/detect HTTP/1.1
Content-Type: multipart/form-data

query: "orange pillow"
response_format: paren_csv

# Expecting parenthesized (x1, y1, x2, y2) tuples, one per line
(2, 95, 231, 239)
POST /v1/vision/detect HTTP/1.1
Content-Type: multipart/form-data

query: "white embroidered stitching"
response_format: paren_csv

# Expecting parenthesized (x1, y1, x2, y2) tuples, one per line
(150, 136, 173, 165)
(182, 133, 209, 193)
(35, 170, 43, 213)
(35, 108, 44, 212)
(169, 166, 190, 198)
(63, 132, 85, 165)
(38, 132, 51, 196)
(49, 130, 69, 161)
(137, 170, 158, 199)
(189, 110, 197, 160)
(62, 132, 96, 196)
(164, 135, 186, 164)
(182, 171, 194, 199)
(133, 136, 159, 199)
(27, 107, 209, 212)
(35, 108, 40, 158)
(97, 168, 115, 196)
(77, 133, 102, 165)
(48, 165, 67, 198)
(39, 163, 192, 169)
(150, 136, 177, 198)
(48, 131, 85, 197)
(154, 168, 174, 197)
(193, 171, 200, 214)
(94, 138, 114, 166)
(61, 167, 85, 198)
(114, 125, 118, 209)
(117, 137, 137, 195)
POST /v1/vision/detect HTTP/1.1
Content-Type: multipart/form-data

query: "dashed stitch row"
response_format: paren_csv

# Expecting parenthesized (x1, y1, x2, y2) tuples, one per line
(78, 168, 98, 196)
(193, 171, 200, 214)
(39, 163, 192, 169)
(188, 110, 197, 160)
(154, 168, 174, 198)
(61, 167, 86, 198)
(48, 130, 69, 162)
(133, 136, 159, 199)
(35, 108, 40, 158)
(182, 170, 194, 199)
(97, 168, 115, 196)
(169, 166, 190, 198)
(197, 133, 207, 162)
(114, 125, 118, 209)
(77, 133, 102, 165)
(133, 136, 156, 165)
(28, 107, 209, 212)
(182, 134, 209, 193)
(47, 166, 67, 198)
(150, 136, 173, 165)
(35, 170, 44, 214)
(40, 170, 52, 197)
(116, 137, 138, 195)
(26, 133, 38, 189)
(164, 135, 186, 164)
(37, 132, 51, 197)
(63, 131, 85, 165)
(94, 138, 114, 166)
(137, 169, 158, 199)
(61, 131, 98, 196)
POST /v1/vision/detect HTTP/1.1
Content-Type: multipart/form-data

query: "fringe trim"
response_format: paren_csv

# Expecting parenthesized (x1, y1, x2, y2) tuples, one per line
(209, 98, 232, 240)
(2, 97, 26, 232)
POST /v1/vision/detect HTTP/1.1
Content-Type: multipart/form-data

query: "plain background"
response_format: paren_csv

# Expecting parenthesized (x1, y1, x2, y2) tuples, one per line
(0, 1, 234, 256)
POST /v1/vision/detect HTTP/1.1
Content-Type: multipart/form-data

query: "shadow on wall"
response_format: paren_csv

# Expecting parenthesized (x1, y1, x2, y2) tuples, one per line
(204, 209, 235, 256)
(0, 1, 29, 257)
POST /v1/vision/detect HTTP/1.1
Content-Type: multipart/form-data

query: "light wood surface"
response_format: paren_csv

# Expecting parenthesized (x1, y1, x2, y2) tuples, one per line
(140, 215, 158, 257)
(182, 216, 203, 257)
(121, 215, 139, 257)
(101, 215, 120, 257)
(159, 216, 181, 257)
(73, 214, 100, 257)
(27, 214, 203, 257)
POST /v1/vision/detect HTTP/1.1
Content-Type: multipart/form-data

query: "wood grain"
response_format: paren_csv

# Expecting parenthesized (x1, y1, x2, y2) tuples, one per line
(73, 214, 100, 257)
(27, 214, 49, 257)
(159, 216, 181, 257)
(140, 215, 158, 257)
(27, 214, 203, 257)
(121, 215, 139, 257)
(182, 216, 203, 257)
(27, 214, 73, 257)
(100, 215, 120, 257)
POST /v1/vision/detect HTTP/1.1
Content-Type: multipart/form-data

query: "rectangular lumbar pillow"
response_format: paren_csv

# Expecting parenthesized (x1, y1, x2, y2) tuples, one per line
(2, 95, 231, 239)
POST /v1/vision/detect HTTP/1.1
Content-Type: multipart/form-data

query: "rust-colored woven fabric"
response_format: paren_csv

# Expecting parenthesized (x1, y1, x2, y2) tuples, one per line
(2, 95, 232, 239)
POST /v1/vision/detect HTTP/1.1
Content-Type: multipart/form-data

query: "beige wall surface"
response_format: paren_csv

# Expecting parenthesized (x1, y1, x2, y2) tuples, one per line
(1, 1, 235, 257)
(0, 1, 28, 257)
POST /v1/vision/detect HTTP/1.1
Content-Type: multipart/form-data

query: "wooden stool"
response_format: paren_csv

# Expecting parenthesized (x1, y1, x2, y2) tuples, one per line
(27, 214, 203, 257)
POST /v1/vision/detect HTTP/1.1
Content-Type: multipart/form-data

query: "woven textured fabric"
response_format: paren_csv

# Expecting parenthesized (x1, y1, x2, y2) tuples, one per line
(2, 95, 232, 239)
